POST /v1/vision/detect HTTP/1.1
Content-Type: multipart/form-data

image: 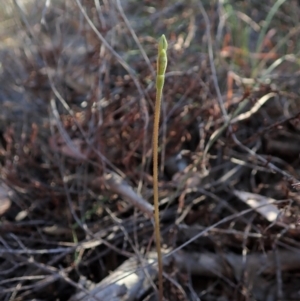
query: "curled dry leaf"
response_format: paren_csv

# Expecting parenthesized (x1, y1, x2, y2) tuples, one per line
(233, 190, 280, 223)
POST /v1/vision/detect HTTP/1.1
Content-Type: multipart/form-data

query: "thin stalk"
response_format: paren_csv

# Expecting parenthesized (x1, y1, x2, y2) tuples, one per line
(153, 34, 168, 301)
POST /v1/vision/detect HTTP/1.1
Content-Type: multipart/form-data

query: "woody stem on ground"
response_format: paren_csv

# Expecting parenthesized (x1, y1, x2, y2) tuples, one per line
(153, 34, 168, 301)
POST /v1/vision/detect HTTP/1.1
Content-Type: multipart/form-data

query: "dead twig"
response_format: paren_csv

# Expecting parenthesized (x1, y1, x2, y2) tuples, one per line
(104, 172, 154, 217)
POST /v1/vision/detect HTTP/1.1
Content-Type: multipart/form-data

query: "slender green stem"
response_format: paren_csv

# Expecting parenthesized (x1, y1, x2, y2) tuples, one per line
(153, 34, 168, 301)
(252, 0, 287, 76)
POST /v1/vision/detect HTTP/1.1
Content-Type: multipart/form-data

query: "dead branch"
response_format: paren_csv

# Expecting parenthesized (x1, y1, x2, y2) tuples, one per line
(69, 248, 300, 301)
(69, 252, 159, 301)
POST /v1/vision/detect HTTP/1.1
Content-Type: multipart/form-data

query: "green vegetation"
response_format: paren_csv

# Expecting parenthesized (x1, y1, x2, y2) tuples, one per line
(153, 34, 168, 301)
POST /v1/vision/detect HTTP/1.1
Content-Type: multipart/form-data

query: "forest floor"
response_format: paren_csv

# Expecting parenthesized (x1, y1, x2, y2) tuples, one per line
(1, 1, 300, 300)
